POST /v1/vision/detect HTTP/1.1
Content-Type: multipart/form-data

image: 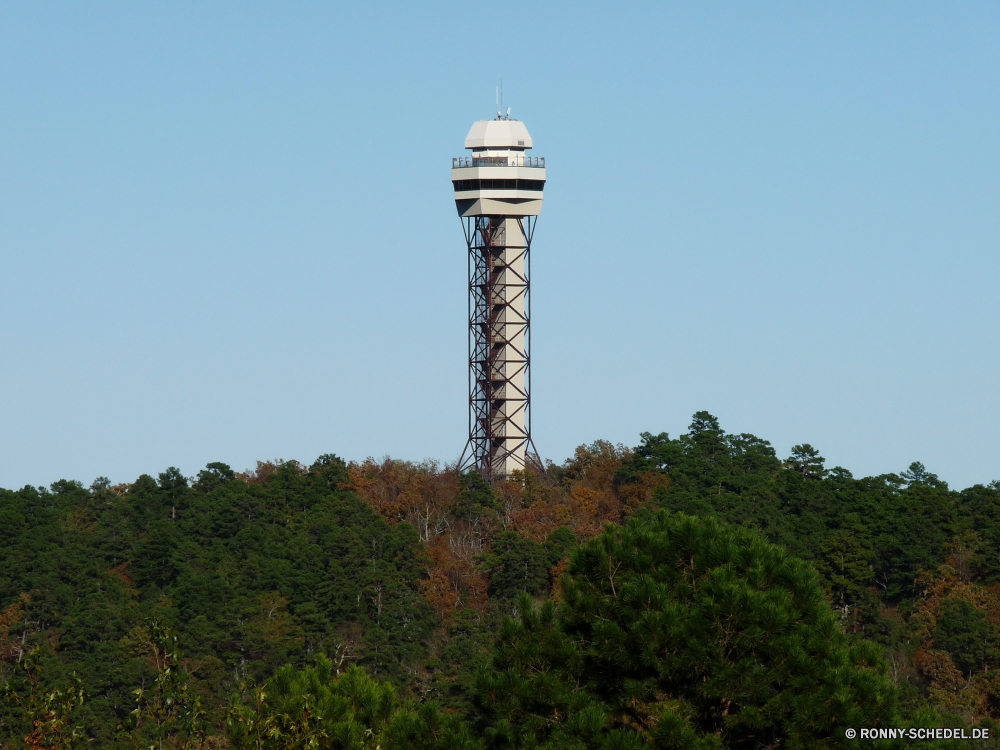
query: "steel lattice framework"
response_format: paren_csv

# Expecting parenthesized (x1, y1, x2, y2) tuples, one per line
(457, 215, 540, 478)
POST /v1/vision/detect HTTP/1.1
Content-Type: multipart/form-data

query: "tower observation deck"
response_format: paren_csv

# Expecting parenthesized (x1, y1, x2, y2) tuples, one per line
(454, 117, 545, 479)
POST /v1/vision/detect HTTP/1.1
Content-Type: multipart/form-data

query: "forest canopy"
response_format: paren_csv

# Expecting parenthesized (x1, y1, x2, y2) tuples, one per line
(1, 412, 999, 748)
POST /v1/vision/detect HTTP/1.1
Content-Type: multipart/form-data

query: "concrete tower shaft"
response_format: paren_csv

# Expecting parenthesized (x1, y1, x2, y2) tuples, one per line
(453, 118, 545, 478)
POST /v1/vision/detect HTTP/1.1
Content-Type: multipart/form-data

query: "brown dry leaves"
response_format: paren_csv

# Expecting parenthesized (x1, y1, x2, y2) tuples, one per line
(342, 442, 659, 620)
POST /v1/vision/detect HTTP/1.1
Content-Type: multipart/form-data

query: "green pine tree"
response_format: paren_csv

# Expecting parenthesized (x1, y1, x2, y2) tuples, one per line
(474, 512, 898, 749)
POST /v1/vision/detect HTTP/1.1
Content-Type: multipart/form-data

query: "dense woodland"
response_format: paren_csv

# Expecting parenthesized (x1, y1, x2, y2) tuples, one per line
(2, 412, 1000, 748)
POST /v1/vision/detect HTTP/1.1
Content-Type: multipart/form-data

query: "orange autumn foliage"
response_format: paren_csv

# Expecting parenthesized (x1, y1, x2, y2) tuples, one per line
(420, 535, 489, 619)
(912, 647, 976, 714)
(107, 561, 134, 588)
(909, 533, 1000, 720)
(0, 594, 27, 663)
(509, 441, 643, 543)
(340, 442, 655, 620)
(549, 557, 571, 602)
(348, 459, 457, 543)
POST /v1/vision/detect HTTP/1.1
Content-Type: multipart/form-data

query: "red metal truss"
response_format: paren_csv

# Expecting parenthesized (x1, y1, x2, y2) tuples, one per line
(457, 215, 540, 479)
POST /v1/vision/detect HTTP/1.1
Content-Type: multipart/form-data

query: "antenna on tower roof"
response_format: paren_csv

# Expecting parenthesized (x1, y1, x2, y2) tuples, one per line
(495, 78, 507, 119)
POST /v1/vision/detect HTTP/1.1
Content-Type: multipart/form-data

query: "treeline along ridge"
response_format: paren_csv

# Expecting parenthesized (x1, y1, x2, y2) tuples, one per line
(1, 412, 999, 748)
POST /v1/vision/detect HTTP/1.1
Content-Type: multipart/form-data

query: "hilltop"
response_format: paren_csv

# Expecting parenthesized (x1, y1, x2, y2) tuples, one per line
(1, 411, 999, 747)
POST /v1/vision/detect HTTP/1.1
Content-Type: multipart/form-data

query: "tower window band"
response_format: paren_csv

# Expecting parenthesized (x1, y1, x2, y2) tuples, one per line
(453, 179, 545, 192)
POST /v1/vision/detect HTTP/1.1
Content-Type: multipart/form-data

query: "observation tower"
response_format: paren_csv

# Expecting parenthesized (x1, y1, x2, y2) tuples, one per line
(453, 114, 545, 478)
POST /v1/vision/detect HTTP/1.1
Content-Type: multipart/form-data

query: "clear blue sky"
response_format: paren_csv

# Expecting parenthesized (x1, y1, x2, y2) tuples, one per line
(2, 2, 997, 491)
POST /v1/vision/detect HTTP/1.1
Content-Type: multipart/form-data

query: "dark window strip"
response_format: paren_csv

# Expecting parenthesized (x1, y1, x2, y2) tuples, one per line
(453, 179, 545, 192)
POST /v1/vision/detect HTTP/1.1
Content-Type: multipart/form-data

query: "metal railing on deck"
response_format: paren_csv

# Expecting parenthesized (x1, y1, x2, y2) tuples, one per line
(452, 156, 545, 168)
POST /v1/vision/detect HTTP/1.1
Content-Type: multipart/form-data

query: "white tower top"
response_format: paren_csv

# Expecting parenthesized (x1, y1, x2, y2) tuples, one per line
(464, 120, 533, 149)
(452, 118, 545, 219)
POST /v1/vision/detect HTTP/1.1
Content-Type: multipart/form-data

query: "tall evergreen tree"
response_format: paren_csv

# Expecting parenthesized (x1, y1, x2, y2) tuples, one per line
(474, 512, 898, 749)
